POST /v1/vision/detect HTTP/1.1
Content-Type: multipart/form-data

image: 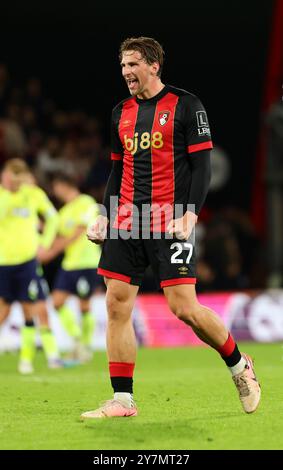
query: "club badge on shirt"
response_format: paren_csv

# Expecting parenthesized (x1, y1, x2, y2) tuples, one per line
(158, 111, 170, 126)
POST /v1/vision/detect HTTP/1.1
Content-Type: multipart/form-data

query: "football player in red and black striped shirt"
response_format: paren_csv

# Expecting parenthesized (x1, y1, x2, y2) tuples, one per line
(81, 37, 260, 419)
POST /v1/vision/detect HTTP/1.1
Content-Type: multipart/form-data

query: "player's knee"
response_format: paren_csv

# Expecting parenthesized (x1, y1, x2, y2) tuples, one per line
(106, 289, 132, 322)
(168, 295, 200, 327)
(0, 299, 10, 323)
(52, 296, 64, 310)
(53, 300, 63, 310)
(80, 299, 90, 313)
(52, 291, 68, 310)
(36, 304, 49, 325)
(179, 308, 201, 327)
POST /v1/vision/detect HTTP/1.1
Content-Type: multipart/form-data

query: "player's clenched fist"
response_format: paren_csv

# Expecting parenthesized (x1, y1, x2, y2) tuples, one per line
(87, 215, 108, 244)
(167, 211, 198, 240)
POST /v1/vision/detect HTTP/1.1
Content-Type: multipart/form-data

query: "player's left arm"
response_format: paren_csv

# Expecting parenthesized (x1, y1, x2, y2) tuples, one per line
(168, 94, 212, 240)
(187, 149, 211, 215)
(185, 94, 212, 220)
(168, 149, 211, 238)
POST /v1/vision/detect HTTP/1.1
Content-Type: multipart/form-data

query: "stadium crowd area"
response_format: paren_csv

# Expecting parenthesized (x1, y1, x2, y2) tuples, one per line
(0, 63, 111, 204)
(0, 63, 265, 292)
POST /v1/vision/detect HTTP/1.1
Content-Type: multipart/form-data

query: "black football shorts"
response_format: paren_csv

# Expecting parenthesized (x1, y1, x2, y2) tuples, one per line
(97, 229, 196, 288)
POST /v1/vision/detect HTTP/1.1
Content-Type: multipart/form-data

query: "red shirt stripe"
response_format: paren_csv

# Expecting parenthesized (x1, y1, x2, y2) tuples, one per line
(113, 98, 139, 230)
(150, 93, 179, 231)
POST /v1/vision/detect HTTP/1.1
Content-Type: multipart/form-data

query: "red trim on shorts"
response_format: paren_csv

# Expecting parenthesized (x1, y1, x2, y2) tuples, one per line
(111, 152, 122, 160)
(217, 333, 236, 357)
(160, 277, 197, 288)
(109, 362, 135, 377)
(97, 268, 131, 283)
(187, 140, 213, 154)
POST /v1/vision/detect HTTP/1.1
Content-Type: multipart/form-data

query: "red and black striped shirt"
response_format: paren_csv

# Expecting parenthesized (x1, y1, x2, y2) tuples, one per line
(111, 85, 213, 231)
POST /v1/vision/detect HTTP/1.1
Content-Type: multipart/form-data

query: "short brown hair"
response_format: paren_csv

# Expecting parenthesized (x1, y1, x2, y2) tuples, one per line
(119, 36, 165, 77)
(3, 158, 29, 175)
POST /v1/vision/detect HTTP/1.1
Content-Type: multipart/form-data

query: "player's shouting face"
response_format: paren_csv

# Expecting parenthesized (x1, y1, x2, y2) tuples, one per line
(121, 50, 160, 99)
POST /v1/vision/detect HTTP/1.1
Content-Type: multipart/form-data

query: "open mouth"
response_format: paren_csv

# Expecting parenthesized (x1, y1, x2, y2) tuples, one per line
(127, 78, 138, 89)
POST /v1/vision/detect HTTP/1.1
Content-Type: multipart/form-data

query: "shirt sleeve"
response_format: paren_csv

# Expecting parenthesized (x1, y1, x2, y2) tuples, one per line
(111, 107, 124, 161)
(183, 94, 213, 155)
(187, 149, 211, 215)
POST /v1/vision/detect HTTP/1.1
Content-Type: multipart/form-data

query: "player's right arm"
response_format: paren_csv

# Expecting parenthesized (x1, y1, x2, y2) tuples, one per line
(39, 226, 87, 263)
(36, 188, 59, 249)
(88, 108, 123, 244)
(0, 186, 10, 219)
(33, 186, 59, 261)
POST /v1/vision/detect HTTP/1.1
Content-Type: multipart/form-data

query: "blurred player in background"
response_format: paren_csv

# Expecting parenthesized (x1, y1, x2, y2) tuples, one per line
(19, 169, 63, 370)
(40, 172, 101, 363)
(82, 37, 261, 419)
(0, 159, 61, 373)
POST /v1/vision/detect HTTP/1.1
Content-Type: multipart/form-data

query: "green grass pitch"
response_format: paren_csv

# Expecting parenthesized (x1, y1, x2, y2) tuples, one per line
(0, 343, 282, 450)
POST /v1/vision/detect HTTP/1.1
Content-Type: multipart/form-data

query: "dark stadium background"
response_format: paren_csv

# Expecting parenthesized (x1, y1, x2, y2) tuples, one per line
(0, 0, 282, 292)
(1, 1, 283, 452)
(1, 0, 274, 206)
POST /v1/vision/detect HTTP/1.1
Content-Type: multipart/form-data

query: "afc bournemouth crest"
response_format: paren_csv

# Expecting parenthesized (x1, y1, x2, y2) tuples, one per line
(158, 111, 170, 126)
